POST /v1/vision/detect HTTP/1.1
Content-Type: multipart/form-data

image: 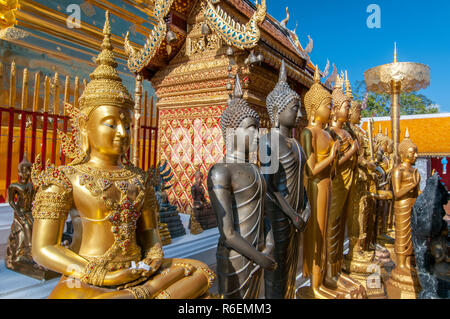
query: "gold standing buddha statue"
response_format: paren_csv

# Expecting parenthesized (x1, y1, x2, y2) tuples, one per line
(298, 66, 342, 299)
(342, 76, 390, 298)
(386, 129, 421, 299)
(325, 73, 366, 298)
(30, 12, 214, 299)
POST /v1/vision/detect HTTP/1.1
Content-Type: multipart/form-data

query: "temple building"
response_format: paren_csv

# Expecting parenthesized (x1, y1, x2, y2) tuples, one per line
(0, 0, 324, 213)
(126, 0, 321, 211)
(362, 113, 450, 190)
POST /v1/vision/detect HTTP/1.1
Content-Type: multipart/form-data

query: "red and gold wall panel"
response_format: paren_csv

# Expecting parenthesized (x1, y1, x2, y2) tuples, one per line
(158, 105, 227, 212)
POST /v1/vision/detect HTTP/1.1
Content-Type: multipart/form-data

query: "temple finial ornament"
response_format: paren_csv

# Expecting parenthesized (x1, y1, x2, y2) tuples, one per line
(394, 42, 398, 63)
(280, 7, 289, 28)
(203, 0, 266, 50)
(125, 0, 175, 73)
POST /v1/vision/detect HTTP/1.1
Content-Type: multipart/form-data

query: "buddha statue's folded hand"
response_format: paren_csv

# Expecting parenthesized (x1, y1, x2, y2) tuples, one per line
(103, 268, 146, 286)
(140, 256, 163, 277)
(292, 212, 307, 232)
(140, 244, 164, 277)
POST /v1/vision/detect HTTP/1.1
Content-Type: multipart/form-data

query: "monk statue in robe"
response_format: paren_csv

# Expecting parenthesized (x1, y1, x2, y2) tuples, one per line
(326, 73, 366, 298)
(386, 129, 422, 299)
(207, 74, 277, 299)
(298, 66, 342, 299)
(30, 11, 214, 299)
(259, 60, 308, 299)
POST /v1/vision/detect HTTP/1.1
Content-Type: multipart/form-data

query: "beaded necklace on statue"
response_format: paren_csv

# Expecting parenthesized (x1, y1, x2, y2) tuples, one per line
(68, 163, 146, 265)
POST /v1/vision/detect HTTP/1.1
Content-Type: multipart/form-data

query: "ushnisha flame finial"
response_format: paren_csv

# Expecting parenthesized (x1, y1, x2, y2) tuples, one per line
(19, 151, 32, 168)
(279, 59, 288, 83)
(344, 70, 353, 99)
(313, 64, 321, 83)
(405, 127, 410, 139)
(233, 73, 244, 99)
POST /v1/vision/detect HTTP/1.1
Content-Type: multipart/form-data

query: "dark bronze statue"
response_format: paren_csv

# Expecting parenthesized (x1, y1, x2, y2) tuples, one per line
(207, 74, 277, 299)
(191, 170, 217, 230)
(154, 161, 186, 238)
(259, 60, 309, 299)
(6, 153, 57, 280)
(411, 173, 450, 299)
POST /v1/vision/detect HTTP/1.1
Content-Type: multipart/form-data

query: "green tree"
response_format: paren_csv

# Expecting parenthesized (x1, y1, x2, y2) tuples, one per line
(352, 80, 438, 117)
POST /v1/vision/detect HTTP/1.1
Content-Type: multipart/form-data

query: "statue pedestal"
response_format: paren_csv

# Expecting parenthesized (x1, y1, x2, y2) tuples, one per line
(5, 261, 59, 281)
(385, 267, 421, 299)
(342, 251, 387, 299)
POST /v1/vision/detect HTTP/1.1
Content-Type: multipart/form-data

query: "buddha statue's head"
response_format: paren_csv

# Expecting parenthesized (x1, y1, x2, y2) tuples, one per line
(331, 74, 351, 124)
(386, 138, 394, 155)
(374, 126, 388, 154)
(304, 65, 332, 125)
(194, 170, 204, 186)
(344, 71, 362, 125)
(399, 128, 418, 165)
(77, 11, 134, 164)
(221, 74, 260, 157)
(18, 152, 32, 184)
(266, 60, 302, 129)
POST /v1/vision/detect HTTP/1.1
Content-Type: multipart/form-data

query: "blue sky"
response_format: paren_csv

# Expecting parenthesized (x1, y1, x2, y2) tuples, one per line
(266, 0, 450, 113)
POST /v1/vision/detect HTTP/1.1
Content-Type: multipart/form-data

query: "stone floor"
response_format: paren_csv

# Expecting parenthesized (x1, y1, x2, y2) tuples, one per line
(0, 261, 60, 299)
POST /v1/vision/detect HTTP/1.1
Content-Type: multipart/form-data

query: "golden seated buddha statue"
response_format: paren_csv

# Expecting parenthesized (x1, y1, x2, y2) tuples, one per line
(30, 11, 214, 299)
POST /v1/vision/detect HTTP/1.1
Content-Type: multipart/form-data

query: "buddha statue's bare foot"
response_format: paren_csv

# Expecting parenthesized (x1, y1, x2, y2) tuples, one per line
(324, 273, 367, 298)
(312, 285, 346, 299)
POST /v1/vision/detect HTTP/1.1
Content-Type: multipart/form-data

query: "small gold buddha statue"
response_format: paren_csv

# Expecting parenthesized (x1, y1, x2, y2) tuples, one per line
(325, 73, 366, 298)
(30, 12, 214, 299)
(386, 128, 421, 299)
(298, 66, 342, 299)
(342, 77, 390, 298)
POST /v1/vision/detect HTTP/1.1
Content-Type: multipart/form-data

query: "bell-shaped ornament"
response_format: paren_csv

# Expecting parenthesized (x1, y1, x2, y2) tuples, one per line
(166, 30, 178, 44)
(226, 46, 234, 56)
(249, 51, 258, 65)
(201, 23, 211, 36)
(257, 53, 264, 63)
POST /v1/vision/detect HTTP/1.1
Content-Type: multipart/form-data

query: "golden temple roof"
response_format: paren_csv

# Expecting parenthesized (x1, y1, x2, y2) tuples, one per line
(361, 113, 450, 157)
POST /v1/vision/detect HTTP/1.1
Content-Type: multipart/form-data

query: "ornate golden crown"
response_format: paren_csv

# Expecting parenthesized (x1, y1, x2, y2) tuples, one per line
(304, 65, 331, 120)
(78, 11, 134, 116)
(331, 74, 350, 110)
